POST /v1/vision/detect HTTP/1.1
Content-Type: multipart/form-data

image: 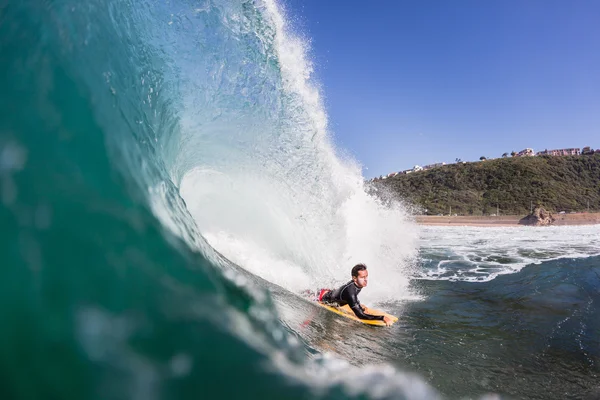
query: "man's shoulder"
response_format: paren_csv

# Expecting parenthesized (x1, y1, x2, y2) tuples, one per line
(340, 281, 360, 297)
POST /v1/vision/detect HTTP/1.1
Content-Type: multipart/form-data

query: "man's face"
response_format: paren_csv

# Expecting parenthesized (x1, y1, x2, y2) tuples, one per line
(353, 269, 368, 288)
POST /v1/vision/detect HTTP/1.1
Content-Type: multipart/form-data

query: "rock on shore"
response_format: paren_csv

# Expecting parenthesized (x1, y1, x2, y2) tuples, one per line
(519, 207, 556, 226)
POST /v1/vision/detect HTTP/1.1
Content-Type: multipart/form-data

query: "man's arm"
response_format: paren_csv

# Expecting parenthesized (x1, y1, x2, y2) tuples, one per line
(347, 291, 384, 321)
(350, 304, 385, 321)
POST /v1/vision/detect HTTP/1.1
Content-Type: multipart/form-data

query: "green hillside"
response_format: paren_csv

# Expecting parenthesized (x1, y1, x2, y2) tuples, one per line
(372, 154, 600, 215)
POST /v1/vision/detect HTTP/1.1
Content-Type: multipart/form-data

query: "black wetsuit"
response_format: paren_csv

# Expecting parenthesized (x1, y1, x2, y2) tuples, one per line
(321, 281, 385, 321)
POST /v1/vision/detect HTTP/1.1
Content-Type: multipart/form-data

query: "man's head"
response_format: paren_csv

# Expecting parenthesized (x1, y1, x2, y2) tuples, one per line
(351, 263, 368, 288)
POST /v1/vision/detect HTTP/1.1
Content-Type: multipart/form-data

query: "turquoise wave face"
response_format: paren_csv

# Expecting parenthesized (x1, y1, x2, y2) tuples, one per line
(0, 1, 430, 399)
(0, 1, 305, 398)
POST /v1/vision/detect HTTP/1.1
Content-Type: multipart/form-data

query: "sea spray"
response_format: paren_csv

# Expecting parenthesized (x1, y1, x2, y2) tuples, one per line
(177, 0, 419, 304)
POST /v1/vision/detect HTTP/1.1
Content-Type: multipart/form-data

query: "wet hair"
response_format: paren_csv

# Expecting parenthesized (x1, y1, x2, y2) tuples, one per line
(351, 263, 367, 278)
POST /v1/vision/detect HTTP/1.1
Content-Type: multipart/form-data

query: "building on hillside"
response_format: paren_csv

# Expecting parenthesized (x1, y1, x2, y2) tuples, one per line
(537, 148, 581, 156)
(516, 148, 535, 157)
(582, 146, 595, 155)
(412, 165, 423, 172)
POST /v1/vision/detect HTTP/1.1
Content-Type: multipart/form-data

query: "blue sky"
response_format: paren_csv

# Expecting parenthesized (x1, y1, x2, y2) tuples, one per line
(283, 0, 600, 178)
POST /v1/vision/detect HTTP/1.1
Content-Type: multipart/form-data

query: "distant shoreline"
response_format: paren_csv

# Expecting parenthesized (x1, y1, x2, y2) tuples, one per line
(415, 212, 600, 227)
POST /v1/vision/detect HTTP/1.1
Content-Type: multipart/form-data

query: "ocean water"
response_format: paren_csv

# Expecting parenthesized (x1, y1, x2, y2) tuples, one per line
(2, 1, 599, 399)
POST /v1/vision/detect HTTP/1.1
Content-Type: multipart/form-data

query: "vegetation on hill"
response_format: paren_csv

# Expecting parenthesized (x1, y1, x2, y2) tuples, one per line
(372, 154, 600, 215)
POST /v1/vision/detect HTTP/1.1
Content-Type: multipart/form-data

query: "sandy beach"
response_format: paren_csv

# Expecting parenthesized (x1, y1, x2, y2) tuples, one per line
(416, 212, 600, 227)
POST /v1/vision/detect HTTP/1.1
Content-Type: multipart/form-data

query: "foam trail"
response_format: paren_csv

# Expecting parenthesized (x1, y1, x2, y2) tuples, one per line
(419, 225, 600, 282)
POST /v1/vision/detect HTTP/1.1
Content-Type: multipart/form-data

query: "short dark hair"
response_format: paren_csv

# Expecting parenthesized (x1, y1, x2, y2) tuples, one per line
(351, 263, 367, 277)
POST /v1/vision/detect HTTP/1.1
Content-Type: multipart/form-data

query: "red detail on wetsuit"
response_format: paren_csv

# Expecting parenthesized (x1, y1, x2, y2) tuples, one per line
(318, 289, 330, 302)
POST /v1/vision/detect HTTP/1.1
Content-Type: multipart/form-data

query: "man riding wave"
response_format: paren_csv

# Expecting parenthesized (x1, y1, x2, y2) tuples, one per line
(318, 263, 393, 326)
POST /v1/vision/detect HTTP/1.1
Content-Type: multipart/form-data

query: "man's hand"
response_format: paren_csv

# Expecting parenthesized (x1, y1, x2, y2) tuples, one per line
(383, 316, 393, 326)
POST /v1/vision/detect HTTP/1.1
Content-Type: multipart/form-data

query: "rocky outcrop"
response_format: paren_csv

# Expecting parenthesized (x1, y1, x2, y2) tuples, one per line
(519, 207, 556, 226)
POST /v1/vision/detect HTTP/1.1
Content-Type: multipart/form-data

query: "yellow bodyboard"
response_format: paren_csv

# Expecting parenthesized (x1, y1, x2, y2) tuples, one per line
(316, 302, 398, 327)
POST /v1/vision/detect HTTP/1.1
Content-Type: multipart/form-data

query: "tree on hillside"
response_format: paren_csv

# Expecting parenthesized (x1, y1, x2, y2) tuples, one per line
(480, 156, 487, 161)
(502, 152, 508, 158)
(455, 158, 462, 163)
(511, 151, 517, 157)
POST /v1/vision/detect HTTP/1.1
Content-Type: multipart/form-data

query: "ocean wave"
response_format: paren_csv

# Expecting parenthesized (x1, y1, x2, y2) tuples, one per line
(0, 0, 437, 398)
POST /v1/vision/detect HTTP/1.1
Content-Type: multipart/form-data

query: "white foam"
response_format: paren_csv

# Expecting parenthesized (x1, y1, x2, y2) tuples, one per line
(417, 225, 600, 282)
(177, 0, 419, 305)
